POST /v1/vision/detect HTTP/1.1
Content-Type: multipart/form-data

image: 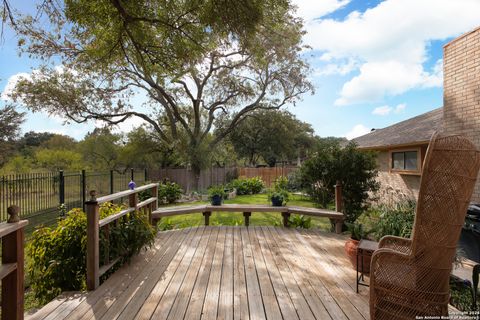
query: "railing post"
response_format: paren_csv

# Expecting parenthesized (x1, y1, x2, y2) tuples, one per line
(129, 191, 138, 209)
(130, 168, 134, 181)
(335, 180, 342, 213)
(110, 170, 114, 194)
(2, 206, 27, 320)
(150, 184, 158, 225)
(86, 191, 99, 290)
(59, 170, 65, 206)
(334, 181, 343, 234)
(281, 212, 290, 227)
(144, 168, 148, 182)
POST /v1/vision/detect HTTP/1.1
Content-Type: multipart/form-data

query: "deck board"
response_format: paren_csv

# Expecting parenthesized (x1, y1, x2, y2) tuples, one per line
(28, 226, 371, 320)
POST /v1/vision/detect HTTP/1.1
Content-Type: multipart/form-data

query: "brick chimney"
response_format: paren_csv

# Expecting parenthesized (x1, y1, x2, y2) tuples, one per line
(443, 26, 480, 203)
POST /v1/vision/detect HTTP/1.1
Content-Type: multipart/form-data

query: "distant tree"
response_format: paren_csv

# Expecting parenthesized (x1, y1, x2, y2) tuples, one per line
(0, 105, 24, 141)
(313, 136, 348, 151)
(34, 149, 83, 171)
(40, 134, 77, 150)
(226, 110, 315, 167)
(7, 0, 312, 188)
(18, 131, 55, 152)
(78, 128, 123, 171)
(0, 155, 33, 174)
(0, 105, 25, 165)
(120, 127, 184, 169)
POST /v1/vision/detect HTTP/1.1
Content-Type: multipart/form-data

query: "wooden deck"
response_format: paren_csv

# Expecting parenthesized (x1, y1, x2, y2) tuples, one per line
(26, 226, 370, 320)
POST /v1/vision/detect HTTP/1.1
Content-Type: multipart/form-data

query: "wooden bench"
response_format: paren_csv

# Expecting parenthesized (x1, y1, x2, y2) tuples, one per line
(152, 204, 344, 233)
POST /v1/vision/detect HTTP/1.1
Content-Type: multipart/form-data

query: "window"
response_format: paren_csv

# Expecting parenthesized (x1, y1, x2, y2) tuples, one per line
(390, 149, 420, 173)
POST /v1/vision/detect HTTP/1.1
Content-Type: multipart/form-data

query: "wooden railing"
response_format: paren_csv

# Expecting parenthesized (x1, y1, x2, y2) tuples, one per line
(85, 183, 159, 290)
(0, 206, 28, 320)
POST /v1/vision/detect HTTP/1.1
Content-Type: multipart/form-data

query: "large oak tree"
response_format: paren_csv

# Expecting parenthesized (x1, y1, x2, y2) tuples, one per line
(6, 0, 312, 187)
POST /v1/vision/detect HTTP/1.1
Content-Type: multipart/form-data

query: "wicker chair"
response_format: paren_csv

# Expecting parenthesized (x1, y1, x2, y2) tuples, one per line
(370, 133, 480, 319)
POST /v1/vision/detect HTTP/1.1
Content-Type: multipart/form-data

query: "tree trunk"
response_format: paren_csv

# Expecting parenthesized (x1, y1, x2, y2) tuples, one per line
(191, 162, 201, 191)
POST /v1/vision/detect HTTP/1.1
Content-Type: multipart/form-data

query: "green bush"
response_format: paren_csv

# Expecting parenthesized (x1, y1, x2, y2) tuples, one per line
(289, 215, 312, 229)
(27, 203, 155, 304)
(272, 176, 288, 191)
(158, 181, 183, 204)
(286, 170, 302, 192)
(449, 275, 475, 311)
(299, 141, 379, 223)
(228, 177, 265, 195)
(370, 200, 416, 241)
(346, 222, 370, 240)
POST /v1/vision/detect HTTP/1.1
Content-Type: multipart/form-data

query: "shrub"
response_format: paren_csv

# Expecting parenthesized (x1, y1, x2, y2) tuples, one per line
(272, 176, 288, 191)
(370, 200, 415, 241)
(158, 181, 183, 204)
(228, 177, 265, 195)
(289, 215, 312, 229)
(286, 170, 302, 192)
(27, 203, 155, 304)
(299, 141, 379, 223)
(346, 222, 370, 240)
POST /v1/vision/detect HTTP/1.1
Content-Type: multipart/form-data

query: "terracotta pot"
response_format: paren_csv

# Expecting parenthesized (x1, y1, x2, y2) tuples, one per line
(344, 238, 372, 274)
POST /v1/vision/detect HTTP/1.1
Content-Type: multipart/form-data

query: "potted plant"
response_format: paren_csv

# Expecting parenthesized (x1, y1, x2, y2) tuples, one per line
(208, 185, 226, 206)
(344, 222, 372, 273)
(269, 190, 289, 206)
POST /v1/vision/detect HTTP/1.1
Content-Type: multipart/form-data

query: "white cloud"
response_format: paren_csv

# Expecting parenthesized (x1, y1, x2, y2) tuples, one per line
(345, 124, 370, 140)
(314, 58, 357, 76)
(1, 72, 31, 101)
(301, 0, 480, 105)
(372, 105, 392, 116)
(291, 0, 350, 22)
(395, 103, 406, 114)
(372, 103, 406, 116)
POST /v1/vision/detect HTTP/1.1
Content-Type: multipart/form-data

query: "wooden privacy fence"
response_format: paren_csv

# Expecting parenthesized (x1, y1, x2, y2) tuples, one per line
(150, 167, 237, 192)
(238, 166, 297, 186)
(150, 166, 299, 191)
(85, 183, 159, 290)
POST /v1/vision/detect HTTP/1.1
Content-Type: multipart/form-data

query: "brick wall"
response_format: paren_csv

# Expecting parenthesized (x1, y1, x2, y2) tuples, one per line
(374, 151, 421, 205)
(443, 26, 480, 203)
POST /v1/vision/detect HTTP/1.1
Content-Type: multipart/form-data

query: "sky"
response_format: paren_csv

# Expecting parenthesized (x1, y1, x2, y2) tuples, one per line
(1, 0, 480, 140)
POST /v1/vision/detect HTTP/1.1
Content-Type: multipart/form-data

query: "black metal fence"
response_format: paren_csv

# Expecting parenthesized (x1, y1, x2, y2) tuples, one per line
(0, 168, 148, 230)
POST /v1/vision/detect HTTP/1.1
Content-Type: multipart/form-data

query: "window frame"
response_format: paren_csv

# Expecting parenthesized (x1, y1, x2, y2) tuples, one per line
(389, 147, 422, 175)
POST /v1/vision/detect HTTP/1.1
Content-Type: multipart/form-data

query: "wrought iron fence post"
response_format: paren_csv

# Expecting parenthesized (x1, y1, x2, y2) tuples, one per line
(110, 170, 114, 194)
(82, 170, 86, 212)
(59, 170, 65, 206)
(144, 168, 148, 182)
(130, 168, 134, 181)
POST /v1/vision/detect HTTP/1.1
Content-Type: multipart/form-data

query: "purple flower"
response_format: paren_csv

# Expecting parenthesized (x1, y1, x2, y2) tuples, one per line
(128, 180, 136, 190)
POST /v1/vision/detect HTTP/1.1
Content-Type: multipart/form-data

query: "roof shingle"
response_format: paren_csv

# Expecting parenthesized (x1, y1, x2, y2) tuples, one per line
(353, 108, 443, 149)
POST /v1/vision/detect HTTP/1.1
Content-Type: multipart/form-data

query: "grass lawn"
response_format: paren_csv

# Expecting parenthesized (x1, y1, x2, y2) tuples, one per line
(157, 193, 333, 231)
